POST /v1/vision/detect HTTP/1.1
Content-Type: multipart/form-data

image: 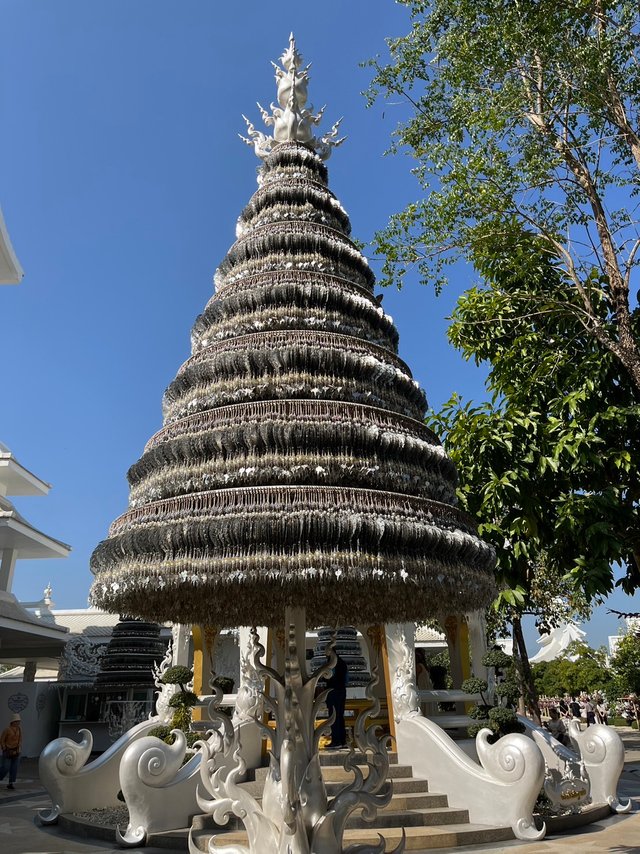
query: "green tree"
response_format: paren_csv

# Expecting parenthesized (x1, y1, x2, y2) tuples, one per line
(367, 0, 640, 392)
(532, 642, 614, 697)
(610, 633, 640, 695)
(426, 232, 638, 719)
(431, 229, 640, 598)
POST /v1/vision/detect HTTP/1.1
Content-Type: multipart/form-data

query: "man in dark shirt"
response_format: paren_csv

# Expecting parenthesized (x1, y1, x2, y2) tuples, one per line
(569, 697, 581, 720)
(326, 654, 348, 748)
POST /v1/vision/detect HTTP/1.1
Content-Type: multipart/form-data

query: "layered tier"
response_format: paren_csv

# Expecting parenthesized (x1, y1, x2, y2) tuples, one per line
(94, 619, 166, 689)
(90, 140, 495, 626)
(311, 626, 371, 688)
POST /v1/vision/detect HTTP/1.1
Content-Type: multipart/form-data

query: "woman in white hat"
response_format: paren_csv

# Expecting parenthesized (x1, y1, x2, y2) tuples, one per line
(0, 713, 22, 789)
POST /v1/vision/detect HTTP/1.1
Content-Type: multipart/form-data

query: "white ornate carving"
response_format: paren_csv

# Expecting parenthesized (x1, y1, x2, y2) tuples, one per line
(38, 718, 159, 824)
(525, 721, 591, 813)
(105, 700, 152, 742)
(241, 34, 345, 161)
(522, 717, 631, 815)
(386, 623, 546, 842)
(543, 762, 591, 813)
(191, 610, 402, 854)
(232, 633, 263, 725)
(152, 636, 177, 723)
(57, 635, 106, 682)
(117, 729, 203, 847)
(386, 622, 420, 722)
(569, 722, 632, 813)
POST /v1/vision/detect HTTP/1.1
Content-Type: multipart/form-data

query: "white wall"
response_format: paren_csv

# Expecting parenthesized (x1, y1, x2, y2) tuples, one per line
(0, 681, 61, 757)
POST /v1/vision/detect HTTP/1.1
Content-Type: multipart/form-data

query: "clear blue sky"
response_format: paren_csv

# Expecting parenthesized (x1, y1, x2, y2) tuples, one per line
(1, 0, 636, 653)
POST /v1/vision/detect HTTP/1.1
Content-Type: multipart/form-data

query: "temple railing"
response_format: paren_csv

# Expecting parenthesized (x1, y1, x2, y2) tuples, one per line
(519, 716, 632, 815)
(38, 717, 159, 825)
(386, 623, 546, 841)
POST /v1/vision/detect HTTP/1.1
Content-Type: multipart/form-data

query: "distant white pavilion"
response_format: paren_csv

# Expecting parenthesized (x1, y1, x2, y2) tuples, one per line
(529, 619, 587, 663)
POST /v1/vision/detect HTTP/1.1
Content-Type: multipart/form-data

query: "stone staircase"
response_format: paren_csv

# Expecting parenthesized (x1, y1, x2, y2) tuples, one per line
(189, 751, 514, 852)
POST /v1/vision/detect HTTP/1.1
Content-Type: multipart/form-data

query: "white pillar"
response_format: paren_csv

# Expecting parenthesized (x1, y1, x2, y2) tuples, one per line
(171, 623, 190, 667)
(467, 610, 489, 680)
(0, 548, 17, 592)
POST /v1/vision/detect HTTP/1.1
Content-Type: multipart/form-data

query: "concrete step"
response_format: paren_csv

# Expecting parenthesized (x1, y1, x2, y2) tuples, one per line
(237, 775, 431, 799)
(192, 792, 455, 834)
(318, 749, 398, 765)
(346, 806, 469, 829)
(253, 762, 415, 784)
(193, 823, 514, 852)
(379, 792, 447, 811)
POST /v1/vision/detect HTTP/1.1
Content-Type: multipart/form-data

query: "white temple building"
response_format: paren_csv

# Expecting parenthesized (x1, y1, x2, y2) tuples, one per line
(0, 445, 71, 754)
(529, 619, 587, 663)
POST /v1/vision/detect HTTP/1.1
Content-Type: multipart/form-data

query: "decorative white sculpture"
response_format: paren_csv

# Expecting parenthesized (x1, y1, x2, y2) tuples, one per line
(519, 715, 631, 815)
(118, 665, 269, 848)
(38, 718, 160, 824)
(232, 629, 264, 725)
(151, 635, 177, 724)
(117, 729, 201, 847)
(190, 612, 403, 854)
(385, 623, 546, 842)
(529, 618, 587, 663)
(57, 634, 106, 682)
(567, 721, 632, 814)
(240, 34, 345, 161)
(388, 622, 420, 721)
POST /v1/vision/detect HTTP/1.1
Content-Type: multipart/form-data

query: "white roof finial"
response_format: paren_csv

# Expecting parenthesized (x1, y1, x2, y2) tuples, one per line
(240, 35, 345, 161)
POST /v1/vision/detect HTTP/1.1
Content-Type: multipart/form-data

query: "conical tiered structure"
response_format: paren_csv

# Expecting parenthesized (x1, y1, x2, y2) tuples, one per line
(88, 36, 497, 853)
(94, 617, 166, 690)
(89, 41, 494, 627)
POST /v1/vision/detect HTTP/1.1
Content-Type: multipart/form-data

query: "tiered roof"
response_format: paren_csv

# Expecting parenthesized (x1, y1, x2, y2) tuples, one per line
(0, 445, 70, 561)
(90, 38, 495, 627)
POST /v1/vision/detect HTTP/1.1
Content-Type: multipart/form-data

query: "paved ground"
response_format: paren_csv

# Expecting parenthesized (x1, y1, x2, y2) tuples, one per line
(0, 727, 638, 853)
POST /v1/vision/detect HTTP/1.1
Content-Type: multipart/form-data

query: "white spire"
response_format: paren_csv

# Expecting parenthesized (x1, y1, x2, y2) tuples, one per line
(240, 34, 345, 161)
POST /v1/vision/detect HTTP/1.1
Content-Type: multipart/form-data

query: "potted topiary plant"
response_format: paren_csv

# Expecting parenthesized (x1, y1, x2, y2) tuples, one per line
(463, 650, 524, 743)
(148, 665, 199, 747)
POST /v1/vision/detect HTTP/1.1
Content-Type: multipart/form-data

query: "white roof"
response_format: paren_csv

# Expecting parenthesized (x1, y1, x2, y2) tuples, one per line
(0, 206, 24, 284)
(415, 624, 445, 643)
(0, 446, 51, 496)
(0, 496, 70, 559)
(52, 608, 123, 636)
(51, 608, 172, 638)
(529, 621, 586, 663)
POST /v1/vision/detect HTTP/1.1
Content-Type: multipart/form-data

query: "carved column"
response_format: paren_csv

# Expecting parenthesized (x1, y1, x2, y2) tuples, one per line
(170, 623, 191, 667)
(384, 622, 420, 725)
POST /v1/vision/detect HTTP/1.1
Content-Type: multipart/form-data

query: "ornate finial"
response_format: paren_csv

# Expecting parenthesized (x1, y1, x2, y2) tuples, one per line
(240, 34, 345, 161)
(44, 583, 53, 602)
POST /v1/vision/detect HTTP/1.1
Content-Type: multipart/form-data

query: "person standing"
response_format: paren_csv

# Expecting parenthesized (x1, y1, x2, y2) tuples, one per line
(326, 654, 348, 749)
(569, 696, 581, 724)
(0, 713, 22, 790)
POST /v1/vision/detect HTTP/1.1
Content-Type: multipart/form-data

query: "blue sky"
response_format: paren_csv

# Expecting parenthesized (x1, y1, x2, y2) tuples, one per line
(1, 0, 636, 653)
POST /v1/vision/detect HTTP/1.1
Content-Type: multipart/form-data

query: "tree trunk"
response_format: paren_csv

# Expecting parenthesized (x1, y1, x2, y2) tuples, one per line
(512, 615, 542, 726)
